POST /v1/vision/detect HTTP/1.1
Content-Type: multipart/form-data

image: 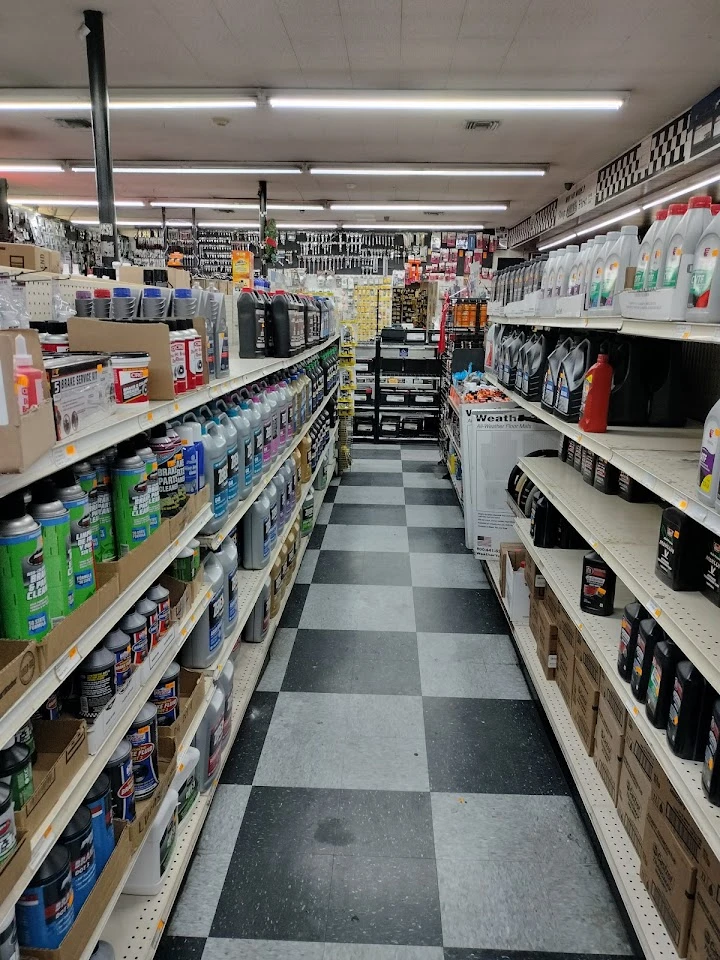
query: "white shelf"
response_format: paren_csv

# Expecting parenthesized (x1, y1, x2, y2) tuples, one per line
(0, 502, 212, 748)
(488, 314, 720, 343)
(513, 516, 720, 863)
(519, 454, 720, 696)
(0, 335, 339, 499)
(483, 371, 720, 538)
(99, 453, 337, 960)
(483, 557, 677, 960)
(198, 383, 338, 550)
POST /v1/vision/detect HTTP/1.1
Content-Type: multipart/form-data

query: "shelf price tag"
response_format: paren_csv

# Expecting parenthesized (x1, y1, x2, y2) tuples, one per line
(55, 646, 79, 681)
(51, 443, 77, 468)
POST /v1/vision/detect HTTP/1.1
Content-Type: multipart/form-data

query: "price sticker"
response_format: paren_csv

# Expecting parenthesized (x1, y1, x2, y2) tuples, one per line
(174, 402, 180, 412)
(678, 499, 688, 510)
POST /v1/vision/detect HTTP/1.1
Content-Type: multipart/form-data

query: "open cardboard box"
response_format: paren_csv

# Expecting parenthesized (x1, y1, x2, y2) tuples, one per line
(96, 522, 170, 593)
(68, 316, 209, 401)
(159, 572, 190, 625)
(0, 830, 30, 907)
(0, 242, 61, 273)
(20, 821, 131, 960)
(168, 488, 208, 542)
(0, 641, 41, 721)
(158, 668, 207, 751)
(0, 329, 56, 473)
(14, 719, 88, 834)
(129, 738, 177, 850)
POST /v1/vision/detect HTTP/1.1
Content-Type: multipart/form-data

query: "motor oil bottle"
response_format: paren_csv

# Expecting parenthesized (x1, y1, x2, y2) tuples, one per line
(237, 287, 266, 358)
(617, 471, 652, 503)
(502, 330, 524, 387)
(703, 697, 720, 805)
(592, 460, 617, 497)
(522, 333, 548, 401)
(530, 494, 558, 548)
(540, 249, 560, 300)
(218, 536, 239, 638)
(631, 618, 665, 701)
(617, 600, 649, 681)
(236, 393, 263, 484)
(200, 422, 228, 535)
(586, 234, 613, 309)
(513, 334, 532, 393)
(702, 534, 720, 607)
(596, 225, 639, 311)
(554, 338, 598, 422)
(634, 209, 667, 290)
(662, 196, 712, 303)
(656, 506, 706, 591)
(578, 345, 613, 433)
(554, 244, 579, 299)
(242, 492, 272, 569)
(687, 204, 720, 321)
(270, 554, 282, 618)
(668, 661, 715, 760)
(55, 470, 96, 606)
(29, 482, 74, 624)
(647, 202, 687, 290)
(580, 448, 597, 485)
(195, 687, 224, 792)
(181, 552, 224, 668)
(541, 337, 572, 412)
(645, 638, 682, 728)
(578, 238, 598, 304)
(580, 550, 616, 616)
(698, 397, 720, 505)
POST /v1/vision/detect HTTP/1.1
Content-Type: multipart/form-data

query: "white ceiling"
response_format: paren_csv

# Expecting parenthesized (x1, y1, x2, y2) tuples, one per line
(2, 0, 720, 228)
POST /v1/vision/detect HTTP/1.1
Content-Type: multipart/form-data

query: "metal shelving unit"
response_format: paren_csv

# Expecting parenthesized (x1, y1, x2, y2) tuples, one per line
(488, 313, 720, 344)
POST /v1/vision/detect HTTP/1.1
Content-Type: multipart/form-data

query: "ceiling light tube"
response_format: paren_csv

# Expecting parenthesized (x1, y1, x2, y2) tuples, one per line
(72, 165, 301, 175)
(538, 232, 578, 251)
(575, 206, 641, 236)
(0, 163, 65, 173)
(197, 221, 260, 228)
(642, 173, 720, 209)
(150, 201, 325, 210)
(71, 219, 191, 227)
(340, 223, 484, 231)
(0, 101, 90, 111)
(276, 222, 342, 229)
(271, 93, 624, 111)
(312, 166, 544, 177)
(331, 202, 506, 211)
(13, 198, 144, 208)
(110, 98, 255, 110)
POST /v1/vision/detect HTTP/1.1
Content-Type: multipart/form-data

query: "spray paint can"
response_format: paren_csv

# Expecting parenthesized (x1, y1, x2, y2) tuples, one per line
(104, 739, 135, 822)
(0, 492, 49, 641)
(119, 610, 149, 667)
(112, 444, 150, 555)
(89, 453, 116, 562)
(73, 461, 99, 555)
(129, 703, 159, 800)
(77, 646, 116, 722)
(150, 426, 181, 518)
(55, 470, 96, 606)
(136, 596, 159, 650)
(29, 484, 74, 625)
(146, 583, 170, 637)
(103, 628, 132, 690)
(134, 443, 161, 535)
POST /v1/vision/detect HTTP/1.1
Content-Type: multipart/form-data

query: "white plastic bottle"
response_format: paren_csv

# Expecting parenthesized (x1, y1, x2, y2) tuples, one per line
(662, 195, 713, 293)
(567, 243, 587, 296)
(597, 225, 639, 311)
(633, 209, 667, 291)
(540, 250, 560, 300)
(578, 237, 597, 304)
(588, 233, 619, 309)
(698, 397, 720, 506)
(646, 203, 687, 290)
(194, 687, 225, 791)
(217, 536, 239, 638)
(123, 788, 178, 895)
(554, 245, 579, 299)
(687, 204, 720, 322)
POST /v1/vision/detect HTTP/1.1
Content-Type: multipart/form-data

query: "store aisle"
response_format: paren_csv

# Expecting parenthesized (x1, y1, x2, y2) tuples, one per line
(159, 443, 635, 960)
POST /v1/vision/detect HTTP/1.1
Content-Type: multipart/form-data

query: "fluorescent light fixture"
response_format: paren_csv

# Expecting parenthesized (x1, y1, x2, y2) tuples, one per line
(0, 163, 64, 173)
(340, 223, 484, 231)
(312, 166, 544, 177)
(642, 173, 720, 209)
(538, 232, 577, 251)
(71, 219, 191, 227)
(110, 98, 255, 110)
(331, 202, 505, 212)
(150, 201, 325, 210)
(575, 206, 641, 237)
(276, 222, 341, 229)
(72, 164, 301, 175)
(0, 96, 254, 111)
(13, 198, 144, 208)
(270, 93, 624, 111)
(0, 101, 90, 111)
(197, 221, 259, 229)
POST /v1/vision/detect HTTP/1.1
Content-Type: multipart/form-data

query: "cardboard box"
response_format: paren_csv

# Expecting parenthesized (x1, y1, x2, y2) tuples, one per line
(571, 657, 600, 755)
(688, 885, 720, 960)
(499, 542, 524, 597)
(594, 711, 625, 803)
(96, 521, 171, 593)
(576, 637, 602, 687)
(0, 329, 56, 473)
(530, 597, 557, 680)
(523, 555, 547, 600)
(617, 717, 657, 854)
(556, 626, 575, 707)
(158, 668, 207, 750)
(543, 584, 558, 618)
(649, 765, 703, 864)
(159, 572, 190, 625)
(129, 738, 177, 849)
(0, 640, 41, 720)
(600, 672, 628, 738)
(21, 821, 130, 960)
(0, 242, 61, 273)
(0, 831, 30, 907)
(14, 719, 88, 834)
(556, 604, 580, 657)
(168, 488, 208, 542)
(68, 316, 208, 400)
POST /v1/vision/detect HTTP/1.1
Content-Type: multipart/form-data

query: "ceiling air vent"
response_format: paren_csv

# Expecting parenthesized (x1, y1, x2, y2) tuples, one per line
(54, 118, 92, 129)
(464, 119, 500, 132)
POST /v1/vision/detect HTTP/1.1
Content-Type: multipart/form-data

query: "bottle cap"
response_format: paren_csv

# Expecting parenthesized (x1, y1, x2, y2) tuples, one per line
(712, 204, 720, 216)
(668, 203, 688, 215)
(13, 333, 33, 367)
(689, 195, 712, 209)
(655, 208, 668, 220)
(94, 289, 112, 298)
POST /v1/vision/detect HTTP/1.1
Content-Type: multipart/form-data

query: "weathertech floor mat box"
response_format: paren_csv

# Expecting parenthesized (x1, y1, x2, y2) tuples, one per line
(688, 841, 720, 960)
(593, 711, 625, 803)
(571, 657, 600, 754)
(0, 329, 56, 473)
(0, 640, 40, 720)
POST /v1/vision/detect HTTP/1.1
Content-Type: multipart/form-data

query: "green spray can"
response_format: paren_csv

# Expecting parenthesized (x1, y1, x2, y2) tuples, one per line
(29, 482, 74, 624)
(90, 452, 117, 562)
(55, 469, 96, 607)
(74, 460, 99, 555)
(0, 492, 50, 641)
(135, 443, 162, 534)
(112, 443, 150, 555)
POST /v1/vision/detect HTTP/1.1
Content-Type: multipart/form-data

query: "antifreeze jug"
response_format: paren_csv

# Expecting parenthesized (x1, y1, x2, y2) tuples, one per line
(242, 492, 272, 569)
(235, 392, 263, 484)
(217, 537, 239, 638)
(181, 552, 224, 669)
(199, 422, 228, 536)
(194, 687, 224, 791)
(212, 411, 239, 513)
(216, 399, 252, 500)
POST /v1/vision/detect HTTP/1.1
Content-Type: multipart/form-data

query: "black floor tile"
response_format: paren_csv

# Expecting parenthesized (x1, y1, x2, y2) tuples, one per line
(324, 484, 339, 502)
(308, 523, 326, 549)
(341, 472, 404, 487)
(402, 461, 443, 473)
(220, 692, 277, 784)
(325, 855, 443, 946)
(354, 447, 402, 459)
(404, 487, 458, 506)
(407, 527, 469, 554)
(330, 504, 407, 526)
(413, 586, 508, 633)
(444, 952, 637, 960)
(155, 936, 206, 960)
(282, 629, 420, 694)
(311, 550, 412, 585)
(424, 697, 569, 794)
(279, 582, 310, 627)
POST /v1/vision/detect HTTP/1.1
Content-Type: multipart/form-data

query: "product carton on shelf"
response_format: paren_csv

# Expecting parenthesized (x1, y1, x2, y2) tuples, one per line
(499, 543, 524, 597)
(617, 716, 656, 855)
(0, 640, 41, 721)
(158, 668, 207, 751)
(571, 657, 600, 755)
(67, 316, 209, 401)
(688, 841, 720, 960)
(576, 637, 602, 688)
(593, 710, 625, 803)
(129, 738, 177, 849)
(20, 820, 131, 960)
(529, 595, 557, 680)
(95, 522, 171, 594)
(0, 830, 30, 906)
(0, 242, 61, 273)
(524, 555, 547, 601)
(116, 264, 191, 288)
(555, 624, 575, 707)
(0, 329, 56, 473)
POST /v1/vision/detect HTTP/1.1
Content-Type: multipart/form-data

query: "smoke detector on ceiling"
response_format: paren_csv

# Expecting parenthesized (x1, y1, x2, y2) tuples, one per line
(463, 119, 501, 131)
(54, 117, 92, 129)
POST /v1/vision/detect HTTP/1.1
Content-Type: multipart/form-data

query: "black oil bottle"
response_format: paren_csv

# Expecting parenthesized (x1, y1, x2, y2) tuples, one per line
(656, 506, 706, 591)
(580, 551, 616, 616)
(617, 600, 649, 681)
(617, 471, 652, 502)
(668, 662, 715, 761)
(594, 458, 619, 495)
(645, 639, 682, 728)
(531, 494, 558, 548)
(701, 534, 720, 607)
(541, 337, 573, 413)
(523, 333, 549, 401)
(554, 338, 599, 423)
(702, 698, 720, 805)
(580, 449, 597, 485)
(631, 618, 665, 702)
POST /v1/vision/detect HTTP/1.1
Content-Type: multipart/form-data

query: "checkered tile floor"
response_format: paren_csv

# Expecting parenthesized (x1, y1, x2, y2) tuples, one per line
(158, 443, 636, 960)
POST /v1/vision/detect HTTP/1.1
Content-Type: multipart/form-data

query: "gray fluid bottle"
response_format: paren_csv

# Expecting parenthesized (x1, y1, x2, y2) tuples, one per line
(200, 422, 228, 535)
(214, 411, 240, 513)
(217, 537, 239, 638)
(264, 386, 280, 460)
(181, 552, 225, 668)
(266, 478, 280, 546)
(218, 399, 253, 500)
(242, 492, 272, 569)
(236, 393, 263, 485)
(254, 391, 273, 472)
(194, 687, 224, 791)
(281, 461, 294, 523)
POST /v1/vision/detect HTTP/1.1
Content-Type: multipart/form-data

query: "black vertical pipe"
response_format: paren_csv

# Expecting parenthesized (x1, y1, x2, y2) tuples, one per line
(0, 179, 10, 242)
(258, 179, 267, 277)
(83, 9, 118, 259)
(191, 206, 197, 274)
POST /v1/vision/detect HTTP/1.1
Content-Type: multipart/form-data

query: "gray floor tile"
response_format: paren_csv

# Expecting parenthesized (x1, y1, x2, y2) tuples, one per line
(330, 504, 408, 526)
(317, 502, 334, 525)
(169, 853, 229, 937)
(419, 658, 530, 700)
(409, 554, 488, 589)
(402, 473, 452, 489)
(253, 727, 344, 788)
(300, 584, 416, 631)
(345, 693, 425, 740)
(196, 784, 252, 855)
(403, 488, 457, 506)
(401, 448, 442, 462)
(417, 632, 517, 666)
(407, 528, 468, 554)
(413, 587, 507, 634)
(321, 524, 410, 553)
(353, 459, 403, 473)
(257, 629, 297, 692)
(310, 551, 412, 586)
(203, 941, 325, 960)
(296, 549, 320, 584)
(323, 947, 443, 960)
(221, 693, 279, 784)
(334, 486, 406, 505)
(405, 505, 464, 528)
(430, 793, 597, 865)
(355, 446, 401, 459)
(341, 736, 429, 791)
(343, 472, 405, 487)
